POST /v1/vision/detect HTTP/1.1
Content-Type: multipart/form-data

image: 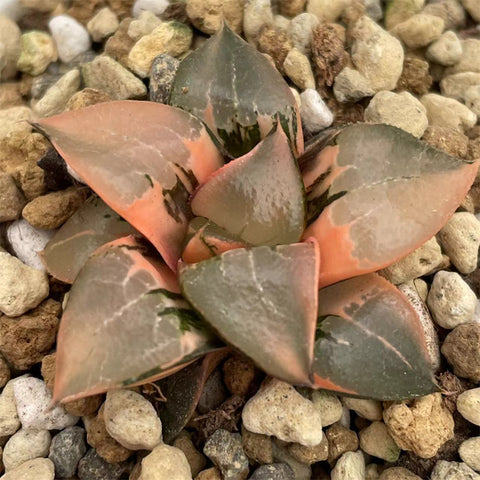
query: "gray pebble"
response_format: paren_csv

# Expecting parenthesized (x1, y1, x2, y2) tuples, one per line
(431, 460, 480, 480)
(49, 426, 87, 478)
(149, 53, 180, 104)
(249, 464, 295, 480)
(77, 449, 125, 480)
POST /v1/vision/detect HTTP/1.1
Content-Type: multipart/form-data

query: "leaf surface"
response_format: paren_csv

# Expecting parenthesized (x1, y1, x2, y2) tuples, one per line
(180, 241, 319, 385)
(33, 101, 224, 271)
(54, 236, 220, 403)
(191, 127, 305, 246)
(302, 124, 479, 287)
(42, 196, 137, 283)
(169, 25, 303, 158)
(313, 274, 437, 400)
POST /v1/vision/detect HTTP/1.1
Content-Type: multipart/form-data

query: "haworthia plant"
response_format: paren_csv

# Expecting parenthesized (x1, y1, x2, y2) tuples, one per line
(33, 25, 478, 405)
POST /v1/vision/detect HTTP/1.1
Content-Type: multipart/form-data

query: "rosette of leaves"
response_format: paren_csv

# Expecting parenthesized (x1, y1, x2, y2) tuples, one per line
(34, 26, 478, 409)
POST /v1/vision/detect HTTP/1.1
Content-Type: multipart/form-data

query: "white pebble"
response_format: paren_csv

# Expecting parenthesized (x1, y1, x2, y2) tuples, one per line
(0, 0, 24, 22)
(139, 444, 192, 480)
(457, 388, 480, 426)
(0, 377, 23, 436)
(1, 458, 55, 480)
(460, 437, 480, 472)
(243, 0, 274, 45)
(242, 379, 323, 447)
(431, 460, 480, 480)
(427, 271, 477, 329)
(359, 422, 400, 462)
(87, 7, 119, 42)
(426, 31, 463, 66)
(104, 389, 162, 450)
(49, 15, 91, 63)
(13, 377, 79, 430)
(311, 390, 343, 427)
(332, 450, 365, 480)
(3, 428, 51, 471)
(133, 0, 170, 17)
(300, 89, 333, 133)
(342, 397, 383, 421)
(6, 219, 55, 271)
(288, 12, 319, 55)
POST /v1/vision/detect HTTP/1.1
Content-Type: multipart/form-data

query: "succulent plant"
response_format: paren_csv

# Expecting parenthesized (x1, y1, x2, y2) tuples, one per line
(34, 27, 477, 415)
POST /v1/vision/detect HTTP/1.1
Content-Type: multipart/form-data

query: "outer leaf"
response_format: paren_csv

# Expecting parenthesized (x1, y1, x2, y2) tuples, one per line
(180, 241, 319, 385)
(182, 218, 247, 264)
(191, 127, 306, 246)
(33, 101, 224, 271)
(169, 25, 303, 158)
(302, 124, 479, 287)
(54, 236, 221, 403)
(313, 274, 437, 400)
(41, 196, 136, 283)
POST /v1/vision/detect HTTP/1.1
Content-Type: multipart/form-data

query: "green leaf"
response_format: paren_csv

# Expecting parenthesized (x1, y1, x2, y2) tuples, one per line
(180, 242, 319, 385)
(41, 196, 137, 284)
(32, 100, 223, 271)
(313, 274, 437, 400)
(169, 25, 303, 158)
(53, 236, 221, 403)
(301, 124, 479, 287)
(191, 127, 305, 246)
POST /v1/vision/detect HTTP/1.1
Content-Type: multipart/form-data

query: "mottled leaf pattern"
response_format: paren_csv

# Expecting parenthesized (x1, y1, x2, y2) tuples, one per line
(180, 241, 319, 385)
(302, 124, 479, 287)
(191, 127, 305, 246)
(33, 101, 223, 271)
(42, 196, 137, 283)
(313, 274, 437, 400)
(54, 236, 220, 403)
(170, 25, 303, 158)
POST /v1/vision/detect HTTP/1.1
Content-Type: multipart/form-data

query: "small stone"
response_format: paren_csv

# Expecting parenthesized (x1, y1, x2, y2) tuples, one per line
(384, 0, 424, 30)
(440, 72, 480, 103)
(271, 442, 311, 480)
(446, 39, 480, 75)
(174, 431, 207, 478)
(49, 15, 91, 63)
(462, 0, 480, 21)
(104, 389, 162, 450)
(396, 56, 432, 96)
(427, 271, 476, 329)
(242, 379, 323, 447)
(133, 0, 169, 17)
(257, 25, 292, 72)
(465, 86, 480, 117)
(359, 422, 400, 462)
(66, 88, 112, 111)
(87, 7, 119, 42)
(196, 468, 222, 480)
(342, 397, 382, 421)
(17, 31, 58, 76)
(243, 0, 274, 45)
(460, 437, 480, 472)
(393, 13, 444, 49)
(0, 0, 25, 22)
(300, 89, 333, 133)
(382, 237, 443, 284)
(241, 427, 274, 465)
(49, 426, 87, 478)
(78, 449, 125, 480)
(1, 458, 55, 480)
(105, 18, 135, 67)
(333, 67, 375, 103)
(13, 377, 79, 430)
(0, 354, 10, 387)
(365, 90, 428, 138)
(311, 391, 343, 427)
(148, 53, 179, 104)
(12, 162, 47, 201)
(139, 444, 192, 480)
(128, 11, 162, 41)
(279, 0, 305, 17)
(325, 424, 359, 462)
(437, 212, 480, 274)
(426, 31, 462, 66)
(85, 404, 132, 463)
(423, 0, 466, 30)
(22, 186, 87, 230)
(249, 464, 295, 480)
(223, 354, 256, 398)
(331, 450, 365, 480)
(0, 173, 26, 222)
(421, 93, 477, 132)
(351, 16, 404, 92)
(20, 0, 60, 12)
(442, 324, 480, 382)
(83, 55, 146, 100)
(422, 125, 469, 158)
(379, 467, 422, 480)
(186, 0, 244, 35)
(287, 13, 319, 55)
(0, 82, 23, 108)
(288, 436, 329, 464)
(283, 49, 315, 90)
(0, 251, 49, 317)
(6, 219, 54, 271)
(306, 0, 349, 22)
(128, 21, 192, 78)
(3, 428, 51, 471)
(383, 393, 454, 458)
(0, 377, 22, 436)
(0, 15, 21, 81)
(34, 69, 81, 117)
(431, 460, 480, 480)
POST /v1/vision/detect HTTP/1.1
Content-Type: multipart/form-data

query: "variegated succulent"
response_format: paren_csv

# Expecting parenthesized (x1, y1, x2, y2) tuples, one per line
(34, 26, 477, 420)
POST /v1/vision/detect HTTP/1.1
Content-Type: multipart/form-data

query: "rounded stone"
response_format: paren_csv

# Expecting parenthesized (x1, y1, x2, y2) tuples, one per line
(457, 388, 480, 426)
(459, 437, 480, 472)
(431, 460, 480, 480)
(299, 88, 333, 133)
(139, 444, 192, 480)
(393, 13, 445, 49)
(342, 397, 382, 421)
(48, 15, 91, 64)
(333, 67, 375, 103)
(426, 31, 462, 66)
(49, 426, 87, 478)
(331, 450, 365, 480)
(1, 458, 55, 480)
(0, 15, 21, 80)
(17, 31, 58, 76)
(186, 0, 244, 35)
(359, 421, 400, 462)
(3, 428, 51, 471)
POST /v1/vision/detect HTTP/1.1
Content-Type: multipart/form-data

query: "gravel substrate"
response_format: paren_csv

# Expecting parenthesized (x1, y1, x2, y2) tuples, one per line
(1, 0, 480, 479)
